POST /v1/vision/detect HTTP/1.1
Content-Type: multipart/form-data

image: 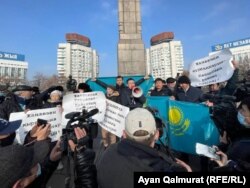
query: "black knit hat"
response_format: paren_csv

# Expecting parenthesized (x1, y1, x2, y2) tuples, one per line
(166, 77, 176, 84)
(78, 83, 92, 92)
(178, 76, 191, 84)
(12, 85, 32, 92)
(0, 141, 49, 187)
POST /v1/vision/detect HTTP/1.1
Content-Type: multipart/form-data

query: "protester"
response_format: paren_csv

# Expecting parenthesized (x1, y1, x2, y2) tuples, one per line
(120, 78, 146, 109)
(206, 61, 239, 96)
(0, 118, 22, 147)
(150, 78, 173, 96)
(43, 90, 62, 108)
(101, 85, 119, 148)
(97, 108, 191, 188)
(115, 76, 126, 104)
(0, 85, 37, 120)
(0, 141, 50, 188)
(77, 82, 92, 93)
(32, 86, 40, 96)
(166, 77, 177, 92)
(174, 76, 204, 169)
(0, 84, 9, 104)
(175, 76, 203, 103)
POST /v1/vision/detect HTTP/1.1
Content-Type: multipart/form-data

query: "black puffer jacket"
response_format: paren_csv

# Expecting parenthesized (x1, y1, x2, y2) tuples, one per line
(115, 84, 126, 104)
(97, 139, 186, 188)
(150, 87, 173, 96)
(74, 147, 97, 188)
(0, 93, 40, 120)
(175, 86, 203, 103)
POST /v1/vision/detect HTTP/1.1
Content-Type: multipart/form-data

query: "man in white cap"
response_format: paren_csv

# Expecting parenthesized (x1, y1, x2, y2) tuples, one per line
(97, 108, 191, 188)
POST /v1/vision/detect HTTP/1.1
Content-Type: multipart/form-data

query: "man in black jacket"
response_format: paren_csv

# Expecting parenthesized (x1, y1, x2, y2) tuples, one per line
(120, 78, 146, 109)
(68, 127, 97, 188)
(175, 76, 203, 103)
(0, 85, 36, 120)
(151, 78, 173, 97)
(97, 108, 191, 188)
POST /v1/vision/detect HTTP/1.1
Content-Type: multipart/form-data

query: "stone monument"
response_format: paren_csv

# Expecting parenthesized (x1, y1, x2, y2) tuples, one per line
(118, 0, 146, 76)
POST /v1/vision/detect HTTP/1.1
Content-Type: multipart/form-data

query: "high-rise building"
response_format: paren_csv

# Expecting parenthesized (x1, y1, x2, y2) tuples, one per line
(0, 51, 28, 84)
(118, 0, 146, 76)
(210, 37, 250, 62)
(147, 32, 184, 80)
(57, 33, 99, 84)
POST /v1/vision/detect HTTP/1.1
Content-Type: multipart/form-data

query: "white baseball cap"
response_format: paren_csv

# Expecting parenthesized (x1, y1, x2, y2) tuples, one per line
(125, 108, 156, 141)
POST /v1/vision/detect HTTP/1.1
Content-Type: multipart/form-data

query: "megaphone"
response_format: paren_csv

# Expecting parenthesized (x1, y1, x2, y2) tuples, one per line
(132, 86, 143, 98)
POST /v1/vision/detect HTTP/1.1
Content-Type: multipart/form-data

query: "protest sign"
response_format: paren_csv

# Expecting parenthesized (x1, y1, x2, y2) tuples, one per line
(9, 107, 62, 144)
(62, 92, 106, 127)
(99, 99, 130, 137)
(189, 49, 234, 87)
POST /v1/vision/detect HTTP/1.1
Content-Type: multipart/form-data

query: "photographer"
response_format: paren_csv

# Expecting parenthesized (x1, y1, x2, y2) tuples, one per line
(207, 97, 250, 172)
(68, 127, 97, 188)
(211, 149, 250, 172)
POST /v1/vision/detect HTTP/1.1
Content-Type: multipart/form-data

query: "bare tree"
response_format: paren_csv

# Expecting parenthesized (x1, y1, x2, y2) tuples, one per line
(181, 70, 190, 77)
(30, 73, 65, 91)
(32, 72, 47, 88)
(238, 56, 250, 81)
(41, 75, 60, 91)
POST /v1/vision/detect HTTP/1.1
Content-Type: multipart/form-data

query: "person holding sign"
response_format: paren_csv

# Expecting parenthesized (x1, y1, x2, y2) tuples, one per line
(209, 61, 238, 95)
(0, 85, 37, 120)
(43, 89, 63, 109)
(175, 76, 203, 103)
(150, 78, 173, 97)
(101, 85, 119, 148)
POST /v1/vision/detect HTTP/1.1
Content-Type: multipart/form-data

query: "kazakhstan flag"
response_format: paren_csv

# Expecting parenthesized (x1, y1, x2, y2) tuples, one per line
(146, 97, 220, 155)
(168, 100, 219, 154)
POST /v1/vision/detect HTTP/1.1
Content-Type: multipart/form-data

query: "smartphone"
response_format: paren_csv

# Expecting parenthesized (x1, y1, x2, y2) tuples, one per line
(37, 119, 48, 127)
(196, 143, 220, 160)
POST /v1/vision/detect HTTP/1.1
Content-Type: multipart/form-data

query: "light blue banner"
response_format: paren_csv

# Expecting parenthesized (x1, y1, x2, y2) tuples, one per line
(146, 97, 220, 155)
(86, 75, 154, 95)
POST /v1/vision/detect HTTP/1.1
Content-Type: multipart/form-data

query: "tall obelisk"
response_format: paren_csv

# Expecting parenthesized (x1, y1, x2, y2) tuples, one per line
(118, 0, 146, 76)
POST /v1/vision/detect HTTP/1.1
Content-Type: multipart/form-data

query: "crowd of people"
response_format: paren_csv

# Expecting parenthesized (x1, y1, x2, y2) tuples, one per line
(0, 61, 250, 187)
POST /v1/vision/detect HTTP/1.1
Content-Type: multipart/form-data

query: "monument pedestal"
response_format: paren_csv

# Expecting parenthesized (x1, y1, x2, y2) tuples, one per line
(118, 0, 146, 76)
(118, 40, 146, 76)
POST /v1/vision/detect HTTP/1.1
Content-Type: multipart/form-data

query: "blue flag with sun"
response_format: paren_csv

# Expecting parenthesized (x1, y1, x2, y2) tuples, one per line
(146, 97, 220, 155)
(168, 100, 220, 154)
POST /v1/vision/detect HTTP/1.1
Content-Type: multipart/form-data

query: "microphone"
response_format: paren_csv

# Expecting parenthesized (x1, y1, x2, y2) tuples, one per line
(81, 108, 99, 119)
(75, 108, 99, 121)
(65, 109, 99, 121)
(65, 112, 81, 119)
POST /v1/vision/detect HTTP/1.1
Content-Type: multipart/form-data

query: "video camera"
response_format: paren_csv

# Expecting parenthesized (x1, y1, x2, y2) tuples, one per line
(60, 108, 99, 152)
(202, 93, 241, 140)
(233, 79, 250, 102)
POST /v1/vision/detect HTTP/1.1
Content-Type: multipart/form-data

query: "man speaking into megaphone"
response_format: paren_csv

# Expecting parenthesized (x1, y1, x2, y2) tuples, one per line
(120, 78, 146, 110)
